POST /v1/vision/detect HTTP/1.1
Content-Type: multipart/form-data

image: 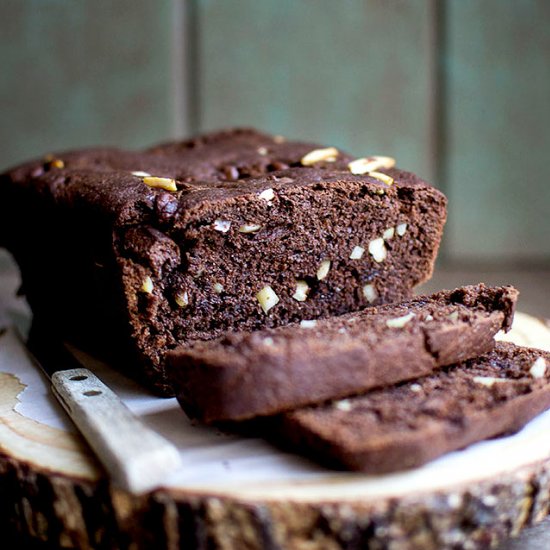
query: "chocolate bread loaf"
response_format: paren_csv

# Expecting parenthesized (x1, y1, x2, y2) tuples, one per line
(272, 342, 550, 473)
(0, 128, 446, 394)
(168, 284, 517, 422)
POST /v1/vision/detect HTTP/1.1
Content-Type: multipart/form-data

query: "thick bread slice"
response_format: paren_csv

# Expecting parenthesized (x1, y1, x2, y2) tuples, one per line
(272, 342, 550, 473)
(168, 284, 517, 422)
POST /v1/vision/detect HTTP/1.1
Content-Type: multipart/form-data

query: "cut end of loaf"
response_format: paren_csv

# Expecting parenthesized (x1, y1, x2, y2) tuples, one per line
(121, 170, 446, 393)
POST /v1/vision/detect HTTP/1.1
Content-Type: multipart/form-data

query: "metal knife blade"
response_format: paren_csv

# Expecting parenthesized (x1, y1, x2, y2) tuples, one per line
(17, 325, 182, 494)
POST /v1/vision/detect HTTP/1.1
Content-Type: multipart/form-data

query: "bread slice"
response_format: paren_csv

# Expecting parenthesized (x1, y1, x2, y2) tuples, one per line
(168, 284, 517, 422)
(270, 342, 550, 473)
(0, 128, 446, 395)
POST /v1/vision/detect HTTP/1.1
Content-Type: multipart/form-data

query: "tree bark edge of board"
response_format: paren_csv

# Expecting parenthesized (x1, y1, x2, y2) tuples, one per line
(1, 450, 550, 550)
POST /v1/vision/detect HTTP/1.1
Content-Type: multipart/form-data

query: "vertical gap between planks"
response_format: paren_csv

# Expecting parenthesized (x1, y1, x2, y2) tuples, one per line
(171, 0, 187, 138)
(432, 0, 449, 263)
(171, 0, 200, 138)
(186, 0, 201, 135)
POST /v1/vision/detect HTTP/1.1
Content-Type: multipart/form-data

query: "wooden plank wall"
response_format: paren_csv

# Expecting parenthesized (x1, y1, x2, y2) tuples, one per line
(195, 0, 437, 183)
(443, 0, 550, 262)
(0, 0, 174, 167)
(0, 0, 548, 264)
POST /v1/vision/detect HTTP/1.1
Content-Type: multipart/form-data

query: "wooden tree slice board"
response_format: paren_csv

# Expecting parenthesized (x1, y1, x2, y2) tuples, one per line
(1, 312, 550, 549)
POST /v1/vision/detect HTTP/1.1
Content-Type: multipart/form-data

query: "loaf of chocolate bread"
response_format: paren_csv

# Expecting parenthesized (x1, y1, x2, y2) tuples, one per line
(168, 284, 517, 422)
(0, 128, 446, 394)
(271, 342, 550, 473)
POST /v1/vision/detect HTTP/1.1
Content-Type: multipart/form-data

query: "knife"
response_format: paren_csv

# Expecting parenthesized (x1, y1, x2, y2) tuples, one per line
(18, 323, 182, 494)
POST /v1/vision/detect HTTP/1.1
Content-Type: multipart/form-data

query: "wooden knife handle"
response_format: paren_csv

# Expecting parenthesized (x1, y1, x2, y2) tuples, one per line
(51, 367, 182, 494)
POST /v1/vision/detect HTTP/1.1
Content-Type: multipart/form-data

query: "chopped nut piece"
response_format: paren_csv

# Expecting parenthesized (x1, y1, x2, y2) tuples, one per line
(50, 158, 65, 169)
(238, 223, 262, 234)
(473, 376, 507, 387)
(259, 188, 275, 201)
(301, 147, 339, 166)
(273, 135, 286, 143)
(447, 494, 462, 508)
(223, 166, 239, 181)
(335, 399, 352, 411)
(348, 155, 396, 175)
(369, 171, 394, 187)
(425, 314, 434, 321)
(529, 357, 547, 379)
(349, 245, 365, 260)
(213, 219, 231, 232)
(382, 227, 395, 240)
(175, 291, 189, 307)
(396, 223, 408, 236)
(482, 495, 498, 507)
(292, 280, 310, 302)
(362, 283, 378, 303)
(410, 383, 422, 393)
(316, 260, 331, 280)
(141, 276, 153, 294)
(348, 158, 370, 175)
(131, 170, 151, 177)
(386, 312, 415, 328)
(257, 146, 268, 155)
(256, 285, 280, 314)
(368, 238, 387, 263)
(300, 320, 317, 328)
(213, 283, 224, 294)
(143, 176, 177, 192)
(447, 311, 459, 322)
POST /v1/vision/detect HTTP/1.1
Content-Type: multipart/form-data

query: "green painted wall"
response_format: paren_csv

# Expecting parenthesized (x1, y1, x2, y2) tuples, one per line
(197, 0, 437, 183)
(0, 0, 174, 168)
(443, 0, 550, 261)
(1, 0, 548, 263)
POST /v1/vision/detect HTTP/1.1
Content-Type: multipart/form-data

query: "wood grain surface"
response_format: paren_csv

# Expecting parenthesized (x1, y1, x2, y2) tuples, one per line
(0, 310, 549, 549)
